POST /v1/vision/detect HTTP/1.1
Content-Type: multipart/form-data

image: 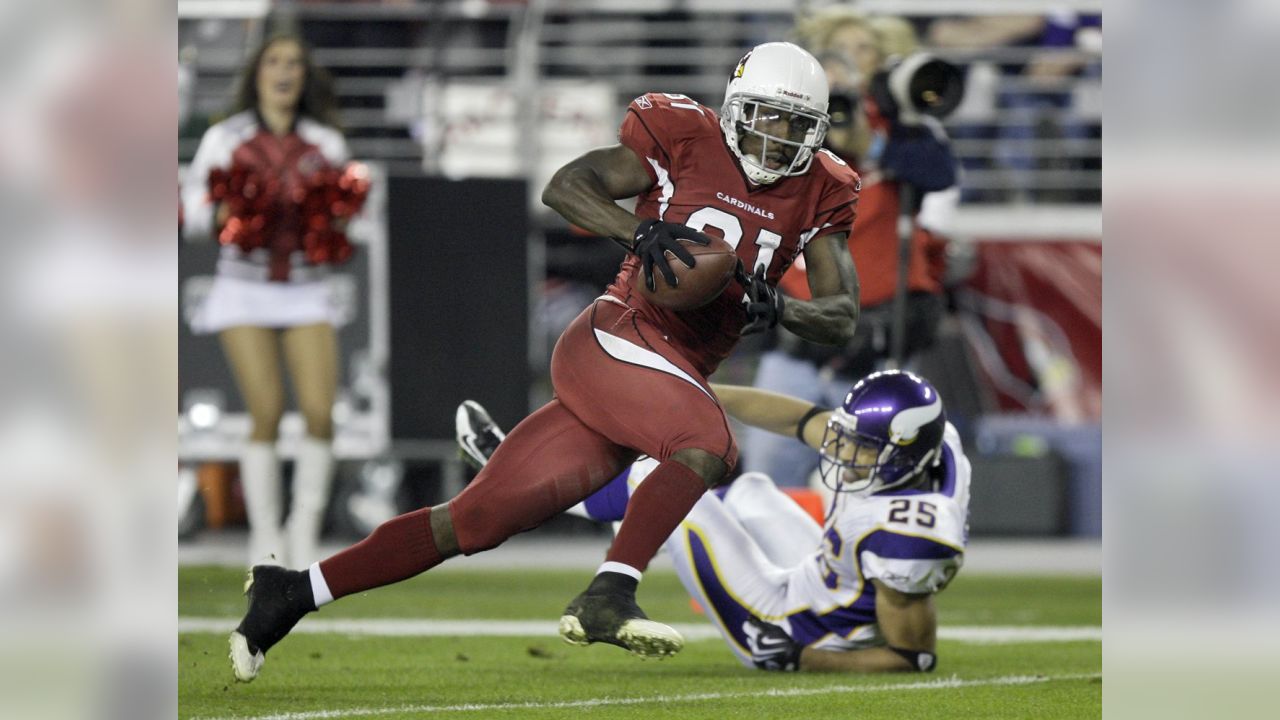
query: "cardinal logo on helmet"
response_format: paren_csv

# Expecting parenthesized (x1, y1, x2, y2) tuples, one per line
(720, 43, 830, 186)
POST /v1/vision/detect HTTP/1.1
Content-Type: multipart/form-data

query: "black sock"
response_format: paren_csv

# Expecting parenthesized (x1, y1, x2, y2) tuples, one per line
(587, 571, 638, 596)
(286, 569, 318, 613)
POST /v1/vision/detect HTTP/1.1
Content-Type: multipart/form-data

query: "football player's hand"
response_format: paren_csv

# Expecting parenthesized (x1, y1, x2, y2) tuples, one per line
(631, 219, 712, 292)
(743, 616, 801, 672)
(738, 263, 785, 335)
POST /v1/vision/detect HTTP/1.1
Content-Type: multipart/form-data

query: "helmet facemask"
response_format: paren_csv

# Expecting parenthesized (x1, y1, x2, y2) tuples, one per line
(721, 94, 829, 185)
(818, 409, 936, 495)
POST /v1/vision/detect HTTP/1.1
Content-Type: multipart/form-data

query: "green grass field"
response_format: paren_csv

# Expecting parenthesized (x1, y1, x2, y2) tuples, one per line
(179, 566, 1101, 719)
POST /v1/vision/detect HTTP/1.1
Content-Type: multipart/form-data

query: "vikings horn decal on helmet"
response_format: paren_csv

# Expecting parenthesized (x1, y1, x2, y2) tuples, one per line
(721, 42, 831, 185)
(818, 370, 947, 495)
(889, 400, 944, 446)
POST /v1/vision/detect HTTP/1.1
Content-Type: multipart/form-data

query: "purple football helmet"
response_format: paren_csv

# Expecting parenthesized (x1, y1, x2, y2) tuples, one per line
(818, 370, 947, 495)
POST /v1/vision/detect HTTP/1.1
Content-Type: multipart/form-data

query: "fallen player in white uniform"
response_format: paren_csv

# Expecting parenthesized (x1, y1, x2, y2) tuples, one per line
(457, 369, 970, 672)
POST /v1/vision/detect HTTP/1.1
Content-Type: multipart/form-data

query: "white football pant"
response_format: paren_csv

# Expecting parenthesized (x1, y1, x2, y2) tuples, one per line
(666, 472, 821, 667)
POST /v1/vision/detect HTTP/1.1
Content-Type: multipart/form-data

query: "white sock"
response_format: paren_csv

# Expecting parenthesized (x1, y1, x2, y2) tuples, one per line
(241, 441, 285, 566)
(287, 436, 335, 568)
(309, 562, 334, 608)
(596, 561, 642, 582)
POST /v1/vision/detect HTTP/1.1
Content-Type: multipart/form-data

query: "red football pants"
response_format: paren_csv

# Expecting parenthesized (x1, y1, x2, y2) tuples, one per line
(451, 298, 738, 555)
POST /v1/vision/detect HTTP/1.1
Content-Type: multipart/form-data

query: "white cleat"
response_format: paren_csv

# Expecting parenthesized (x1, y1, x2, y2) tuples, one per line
(558, 615, 590, 647)
(616, 618, 685, 659)
(228, 631, 265, 683)
(558, 614, 684, 659)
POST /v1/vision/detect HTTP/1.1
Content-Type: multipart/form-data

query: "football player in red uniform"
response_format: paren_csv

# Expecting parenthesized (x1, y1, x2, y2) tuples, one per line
(229, 42, 861, 681)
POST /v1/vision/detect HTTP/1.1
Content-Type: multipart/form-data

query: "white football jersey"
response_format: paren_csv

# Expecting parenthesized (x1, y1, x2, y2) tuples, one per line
(779, 422, 970, 650)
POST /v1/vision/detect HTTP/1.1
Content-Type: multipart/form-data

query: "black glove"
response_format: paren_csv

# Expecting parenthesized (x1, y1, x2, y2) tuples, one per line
(737, 263, 785, 336)
(743, 616, 801, 672)
(631, 219, 711, 292)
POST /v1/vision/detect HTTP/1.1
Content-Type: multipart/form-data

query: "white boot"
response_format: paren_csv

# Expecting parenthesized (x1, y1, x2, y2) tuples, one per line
(241, 442, 285, 566)
(287, 436, 334, 568)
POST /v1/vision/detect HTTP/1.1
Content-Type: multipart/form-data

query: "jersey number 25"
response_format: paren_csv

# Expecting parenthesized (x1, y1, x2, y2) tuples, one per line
(887, 499, 938, 529)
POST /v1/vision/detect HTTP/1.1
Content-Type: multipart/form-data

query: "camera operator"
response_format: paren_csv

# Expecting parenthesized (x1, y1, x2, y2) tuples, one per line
(740, 9, 962, 488)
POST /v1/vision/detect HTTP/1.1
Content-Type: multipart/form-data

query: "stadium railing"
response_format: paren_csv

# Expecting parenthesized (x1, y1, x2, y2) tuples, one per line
(178, 0, 1102, 206)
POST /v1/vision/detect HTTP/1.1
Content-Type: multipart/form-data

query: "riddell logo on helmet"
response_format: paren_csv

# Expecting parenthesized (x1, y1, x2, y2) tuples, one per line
(779, 89, 809, 101)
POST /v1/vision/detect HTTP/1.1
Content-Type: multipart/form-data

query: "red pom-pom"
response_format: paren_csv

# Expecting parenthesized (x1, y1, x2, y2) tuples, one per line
(291, 162, 368, 266)
(209, 160, 366, 264)
(301, 227, 355, 266)
(208, 163, 281, 253)
(335, 163, 371, 217)
(208, 164, 280, 215)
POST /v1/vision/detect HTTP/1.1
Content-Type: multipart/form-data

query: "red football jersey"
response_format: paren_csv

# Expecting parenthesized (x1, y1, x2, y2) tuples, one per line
(606, 92, 861, 376)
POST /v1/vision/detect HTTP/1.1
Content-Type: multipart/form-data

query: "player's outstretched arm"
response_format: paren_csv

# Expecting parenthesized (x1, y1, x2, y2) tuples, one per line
(541, 144, 655, 248)
(710, 384, 831, 446)
(781, 232, 859, 345)
(799, 580, 938, 673)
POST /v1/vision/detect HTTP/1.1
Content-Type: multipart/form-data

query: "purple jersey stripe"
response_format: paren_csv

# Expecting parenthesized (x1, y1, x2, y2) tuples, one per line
(880, 443, 957, 497)
(688, 530, 879, 650)
(859, 529, 960, 560)
(687, 527, 754, 653)
(581, 466, 632, 522)
(787, 600, 878, 647)
(936, 443, 957, 497)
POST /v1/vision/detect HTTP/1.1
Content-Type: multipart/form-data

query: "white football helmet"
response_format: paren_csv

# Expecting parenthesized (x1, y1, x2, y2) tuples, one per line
(721, 42, 831, 185)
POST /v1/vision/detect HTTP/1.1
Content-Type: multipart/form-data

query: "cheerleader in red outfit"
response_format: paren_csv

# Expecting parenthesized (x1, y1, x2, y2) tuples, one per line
(181, 35, 365, 569)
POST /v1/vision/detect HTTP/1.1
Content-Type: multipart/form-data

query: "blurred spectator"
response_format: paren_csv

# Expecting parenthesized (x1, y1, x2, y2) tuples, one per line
(738, 8, 958, 488)
(869, 14, 923, 59)
(181, 34, 358, 569)
(929, 12, 1101, 202)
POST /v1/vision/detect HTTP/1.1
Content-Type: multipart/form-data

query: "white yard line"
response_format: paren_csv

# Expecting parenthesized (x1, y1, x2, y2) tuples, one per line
(180, 535, 1101, 574)
(942, 626, 1102, 643)
(192, 672, 1102, 720)
(179, 617, 1100, 644)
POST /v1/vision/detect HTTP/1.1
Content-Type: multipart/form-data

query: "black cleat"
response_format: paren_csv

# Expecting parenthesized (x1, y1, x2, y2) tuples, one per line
(455, 400, 505, 471)
(558, 572, 683, 659)
(228, 565, 315, 682)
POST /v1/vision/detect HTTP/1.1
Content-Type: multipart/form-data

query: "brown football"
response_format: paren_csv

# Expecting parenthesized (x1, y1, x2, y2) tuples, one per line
(638, 236, 739, 311)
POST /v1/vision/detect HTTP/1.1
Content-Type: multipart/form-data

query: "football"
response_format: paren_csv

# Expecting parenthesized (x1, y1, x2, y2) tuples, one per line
(638, 236, 738, 311)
